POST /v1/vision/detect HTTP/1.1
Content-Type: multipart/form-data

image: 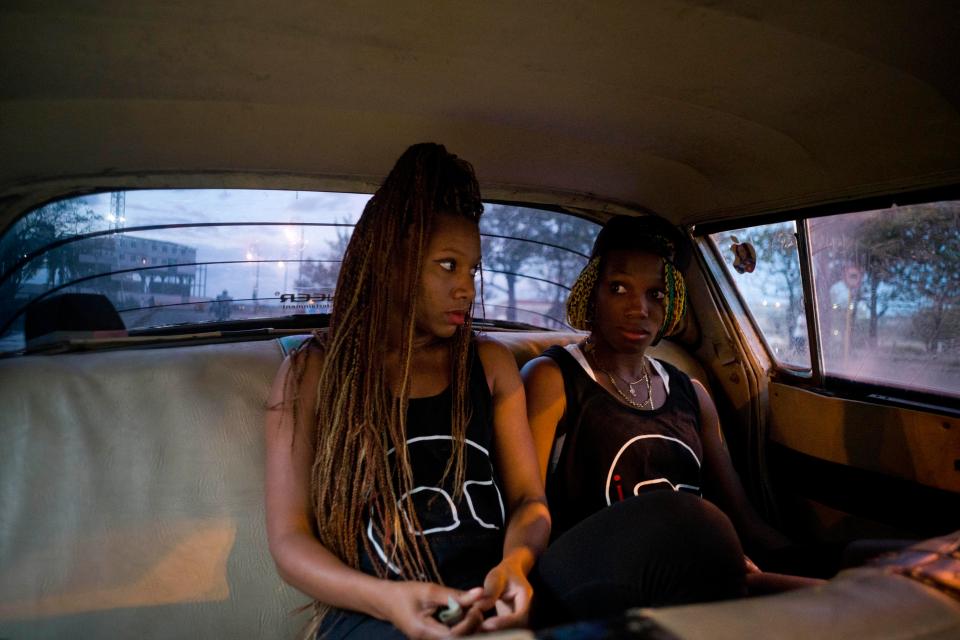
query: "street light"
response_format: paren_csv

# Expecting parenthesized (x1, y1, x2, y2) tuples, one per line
(246, 243, 261, 302)
(283, 226, 307, 290)
(296, 227, 307, 288)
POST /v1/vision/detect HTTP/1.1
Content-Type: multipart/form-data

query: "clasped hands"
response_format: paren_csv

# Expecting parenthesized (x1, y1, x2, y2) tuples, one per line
(382, 557, 532, 639)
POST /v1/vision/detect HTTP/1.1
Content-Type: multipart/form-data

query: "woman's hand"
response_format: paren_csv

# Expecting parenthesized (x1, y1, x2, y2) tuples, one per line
(379, 582, 485, 639)
(477, 557, 533, 632)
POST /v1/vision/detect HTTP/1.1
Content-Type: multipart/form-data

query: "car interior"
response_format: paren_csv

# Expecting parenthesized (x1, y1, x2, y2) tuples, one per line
(1, 3, 959, 639)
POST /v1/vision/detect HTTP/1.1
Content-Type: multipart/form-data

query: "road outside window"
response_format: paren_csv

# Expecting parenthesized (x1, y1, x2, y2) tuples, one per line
(0, 191, 598, 351)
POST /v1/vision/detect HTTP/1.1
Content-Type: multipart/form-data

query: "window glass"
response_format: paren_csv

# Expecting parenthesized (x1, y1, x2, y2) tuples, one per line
(479, 204, 597, 329)
(808, 202, 960, 398)
(710, 221, 810, 368)
(0, 190, 368, 351)
(0, 191, 598, 351)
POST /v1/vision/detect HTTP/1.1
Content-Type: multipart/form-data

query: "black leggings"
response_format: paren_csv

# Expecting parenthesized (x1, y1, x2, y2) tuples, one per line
(530, 491, 747, 627)
(316, 611, 405, 639)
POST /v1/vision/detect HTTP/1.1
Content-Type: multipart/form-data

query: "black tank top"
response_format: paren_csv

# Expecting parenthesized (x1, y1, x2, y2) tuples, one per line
(358, 341, 505, 589)
(543, 344, 703, 539)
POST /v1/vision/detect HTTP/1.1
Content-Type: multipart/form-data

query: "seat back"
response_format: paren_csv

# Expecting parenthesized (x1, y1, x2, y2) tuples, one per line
(0, 332, 708, 638)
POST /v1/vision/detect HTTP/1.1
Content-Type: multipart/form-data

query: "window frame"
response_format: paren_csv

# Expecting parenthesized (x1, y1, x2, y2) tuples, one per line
(703, 221, 814, 376)
(694, 184, 960, 417)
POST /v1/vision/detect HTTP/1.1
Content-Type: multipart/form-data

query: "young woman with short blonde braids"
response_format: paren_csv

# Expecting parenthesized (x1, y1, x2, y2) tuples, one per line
(523, 215, 816, 626)
(266, 143, 550, 639)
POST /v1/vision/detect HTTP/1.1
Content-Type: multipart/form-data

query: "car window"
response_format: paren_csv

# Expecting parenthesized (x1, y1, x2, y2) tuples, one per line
(480, 204, 597, 329)
(0, 190, 598, 351)
(808, 202, 959, 398)
(710, 201, 960, 400)
(710, 221, 810, 368)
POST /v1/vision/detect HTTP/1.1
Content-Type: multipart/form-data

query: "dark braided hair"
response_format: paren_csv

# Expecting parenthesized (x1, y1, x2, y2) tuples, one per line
(286, 143, 483, 633)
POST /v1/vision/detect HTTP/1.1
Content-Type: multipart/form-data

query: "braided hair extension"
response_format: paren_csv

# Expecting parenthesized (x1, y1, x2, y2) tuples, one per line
(657, 261, 686, 341)
(565, 257, 600, 330)
(285, 143, 483, 632)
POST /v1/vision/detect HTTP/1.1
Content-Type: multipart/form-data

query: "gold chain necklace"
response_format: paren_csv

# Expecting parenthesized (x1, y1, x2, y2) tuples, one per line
(592, 355, 653, 410)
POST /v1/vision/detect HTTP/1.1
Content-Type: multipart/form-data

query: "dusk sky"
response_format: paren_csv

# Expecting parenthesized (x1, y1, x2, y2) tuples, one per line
(82, 189, 371, 300)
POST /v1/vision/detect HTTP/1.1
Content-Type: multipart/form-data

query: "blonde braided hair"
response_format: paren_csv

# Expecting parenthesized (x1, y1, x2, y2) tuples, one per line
(285, 143, 483, 635)
(565, 217, 688, 344)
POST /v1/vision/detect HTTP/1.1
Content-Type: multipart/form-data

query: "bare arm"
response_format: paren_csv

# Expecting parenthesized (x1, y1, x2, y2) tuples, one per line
(520, 355, 567, 484)
(265, 346, 385, 612)
(694, 380, 791, 552)
(264, 345, 483, 639)
(476, 337, 552, 631)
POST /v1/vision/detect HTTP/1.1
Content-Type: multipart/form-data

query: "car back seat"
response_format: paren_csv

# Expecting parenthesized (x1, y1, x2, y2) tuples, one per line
(0, 331, 708, 639)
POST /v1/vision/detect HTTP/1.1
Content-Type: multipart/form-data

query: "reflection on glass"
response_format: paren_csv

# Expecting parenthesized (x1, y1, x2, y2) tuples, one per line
(711, 222, 810, 368)
(808, 202, 959, 398)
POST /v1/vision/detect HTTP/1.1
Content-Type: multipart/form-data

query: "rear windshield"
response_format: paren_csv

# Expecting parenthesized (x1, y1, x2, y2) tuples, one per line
(0, 190, 598, 351)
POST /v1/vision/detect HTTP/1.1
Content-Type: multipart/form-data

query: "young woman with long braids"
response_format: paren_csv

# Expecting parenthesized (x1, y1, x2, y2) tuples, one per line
(523, 215, 817, 626)
(265, 143, 550, 639)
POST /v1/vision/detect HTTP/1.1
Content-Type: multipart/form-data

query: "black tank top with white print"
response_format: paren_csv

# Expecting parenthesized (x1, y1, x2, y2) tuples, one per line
(542, 344, 703, 539)
(358, 340, 506, 589)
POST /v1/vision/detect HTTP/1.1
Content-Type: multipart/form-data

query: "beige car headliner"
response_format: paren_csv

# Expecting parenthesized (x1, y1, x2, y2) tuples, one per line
(1, 1, 959, 230)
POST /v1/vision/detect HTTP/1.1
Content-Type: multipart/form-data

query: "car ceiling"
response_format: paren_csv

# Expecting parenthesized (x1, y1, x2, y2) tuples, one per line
(1, 0, 959, 231)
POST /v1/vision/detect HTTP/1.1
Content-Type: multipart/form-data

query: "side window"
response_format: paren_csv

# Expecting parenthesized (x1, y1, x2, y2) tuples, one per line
(808, 202, 959, 398)
(710, 221, 809, 368)
(710, 201, 959, 400)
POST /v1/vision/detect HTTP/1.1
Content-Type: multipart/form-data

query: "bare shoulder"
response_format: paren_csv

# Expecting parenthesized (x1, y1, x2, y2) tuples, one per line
(294, 335, 327, 372)
(268, 336, 326, 408)
(475, 334, 522, 397)
(475, 333, 518, 371)
(690, 377, 716, 413)
(520, 354, 563, 385)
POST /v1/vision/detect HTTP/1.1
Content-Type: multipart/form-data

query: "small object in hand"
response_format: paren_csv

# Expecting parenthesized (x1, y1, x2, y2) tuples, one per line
(436, 596, 464, 626)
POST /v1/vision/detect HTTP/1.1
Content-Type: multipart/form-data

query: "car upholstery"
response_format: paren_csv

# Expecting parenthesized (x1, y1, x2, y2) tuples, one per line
(0, 331, 704, 638)
(5, 330, 958, 639)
